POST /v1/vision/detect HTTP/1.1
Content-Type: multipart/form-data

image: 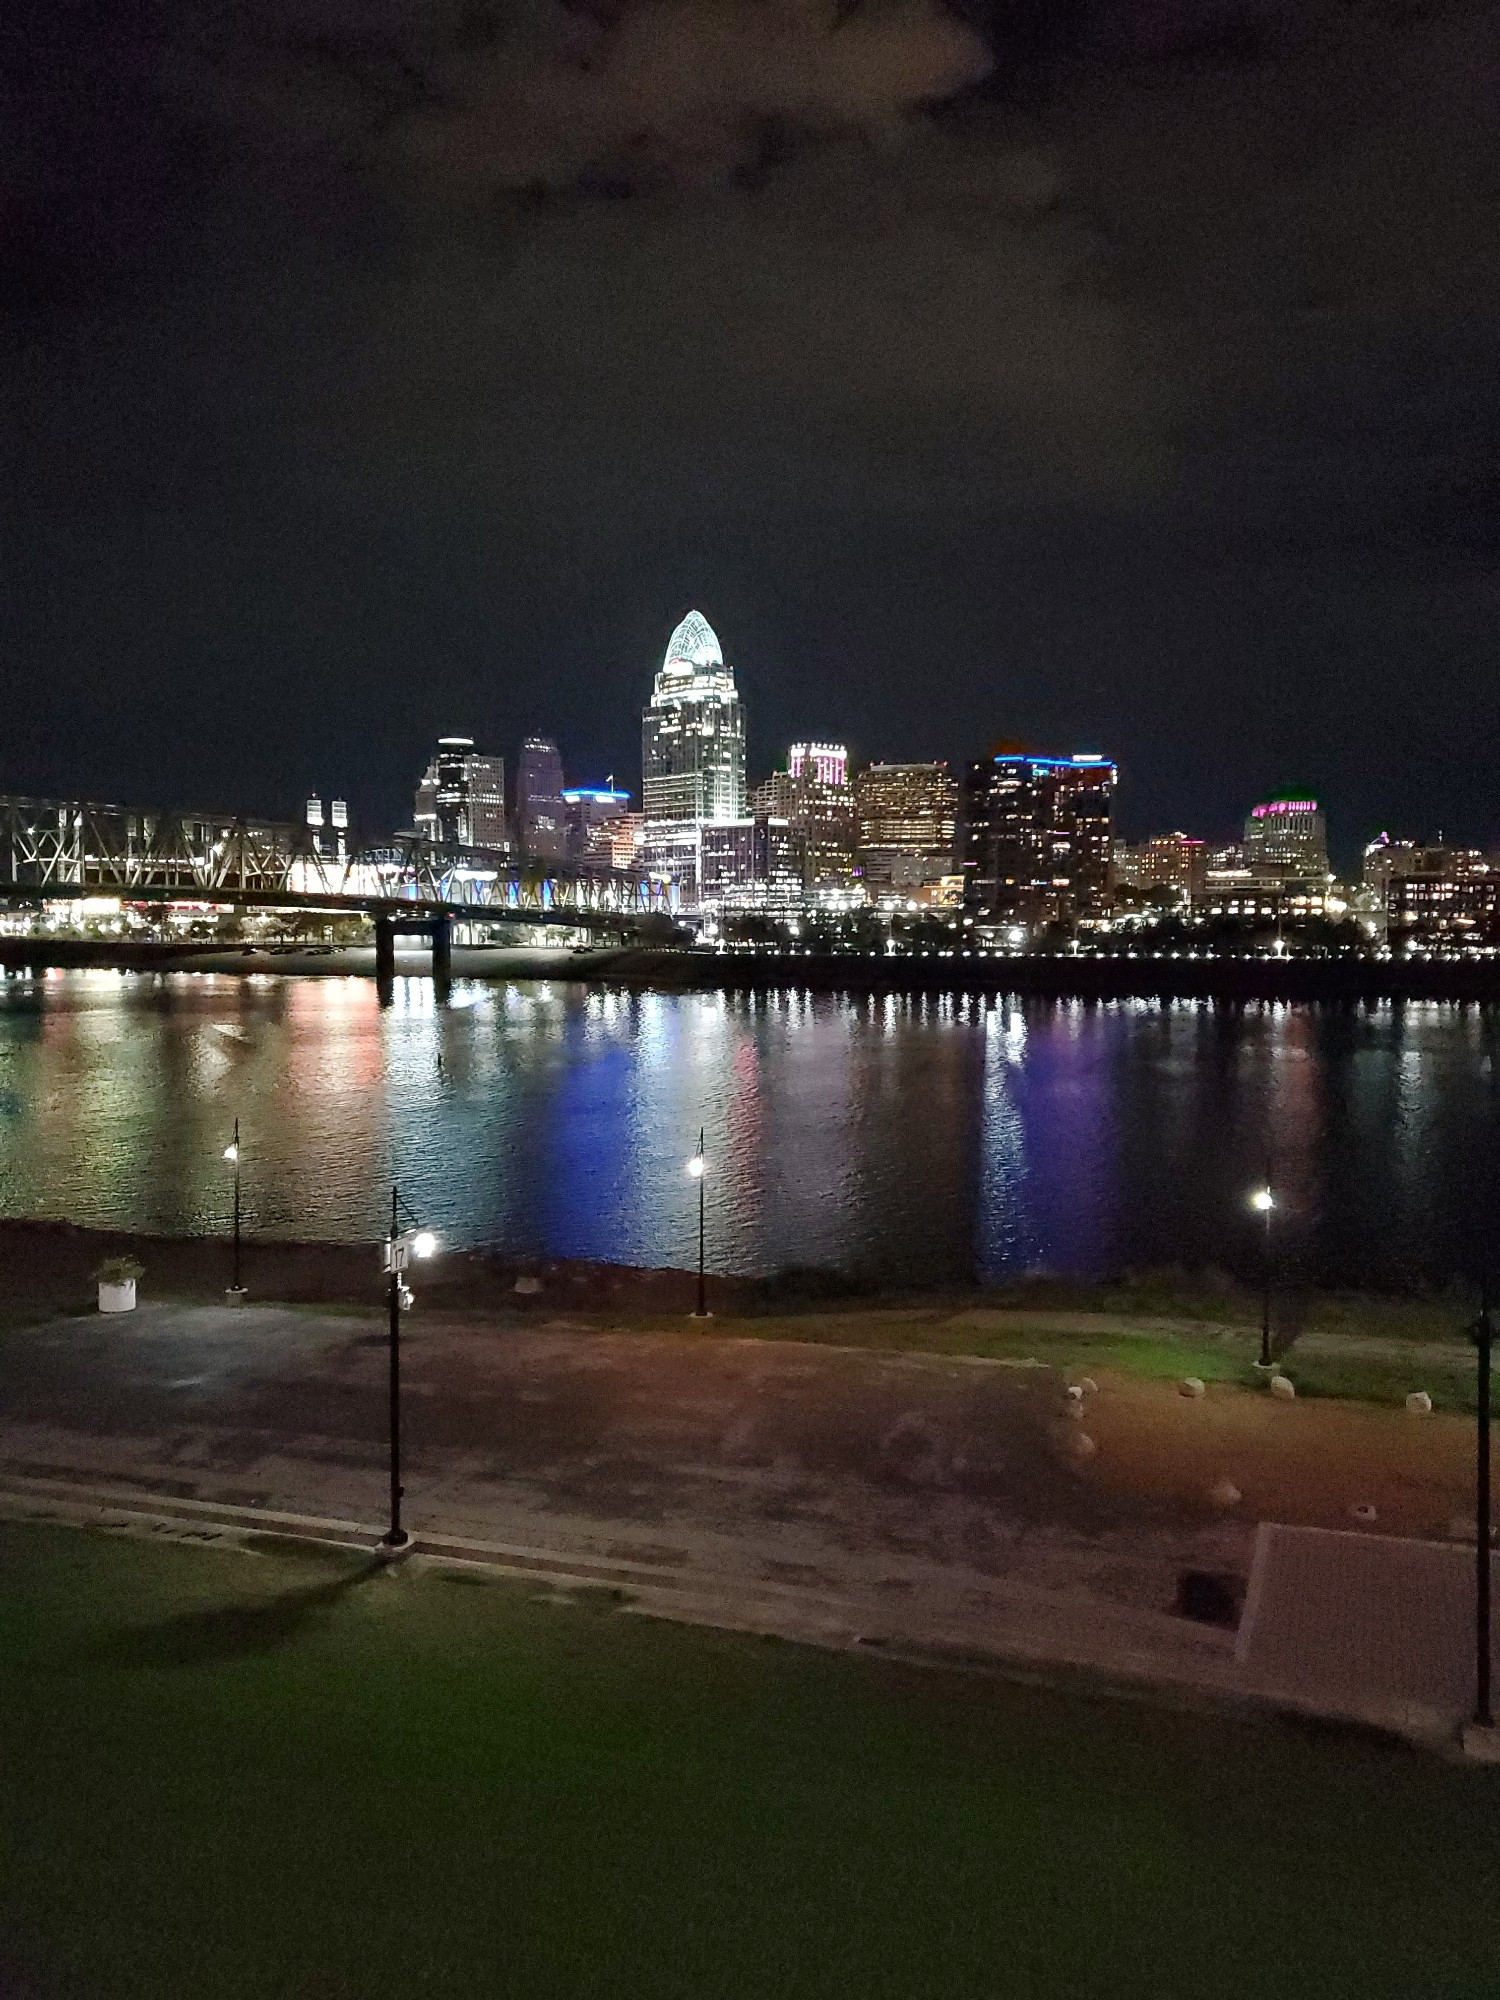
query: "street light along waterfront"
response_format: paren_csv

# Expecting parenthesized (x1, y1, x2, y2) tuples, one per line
(687, 1129, 708, 1318)
(380, 1187, 438, 1552)
(1251, 1183, 1276, 1370)
(224, 1120, 245, 1303)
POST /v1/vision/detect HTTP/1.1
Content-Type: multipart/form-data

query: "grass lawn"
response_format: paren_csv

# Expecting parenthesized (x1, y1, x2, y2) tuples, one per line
(1, 1525, 1496, 1998)
(698, 1306, 1484, 1412)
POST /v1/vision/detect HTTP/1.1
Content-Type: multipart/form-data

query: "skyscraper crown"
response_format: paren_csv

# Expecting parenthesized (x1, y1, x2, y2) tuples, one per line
(662, 611, 723, 675)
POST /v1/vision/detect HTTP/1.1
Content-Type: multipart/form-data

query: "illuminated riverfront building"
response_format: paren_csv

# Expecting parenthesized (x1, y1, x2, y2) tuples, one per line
(961, 751, 1116, 927)
(414, 737, 509, 851)
(642, 613, 745, 822)
(698, 815, 802, 918)
(789, 743, 847, 789)
(517, 737, 568, 863)
(790, 743, 857, 899)
(1244, 799, 1329, 877)
(562, 785, 631, 867)
(854, 761, 958, 899)
(1111, 832, 1206, 907)
(641, 611, 746, 904)
(1363, 835, 1499, 946)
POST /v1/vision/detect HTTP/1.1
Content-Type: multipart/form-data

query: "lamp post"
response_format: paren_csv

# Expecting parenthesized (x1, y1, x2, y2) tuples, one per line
(1472, 1277, 1494, 1731)
(380, 1186, 438, 1552)
(1250, 1184, 1276, 1369)
(687, 1129, 708, 1318)
(223, 1120, 246, 1303)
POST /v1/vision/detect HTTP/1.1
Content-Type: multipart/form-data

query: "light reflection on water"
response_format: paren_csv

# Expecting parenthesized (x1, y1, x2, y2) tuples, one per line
(0, 971, 1497, 1286)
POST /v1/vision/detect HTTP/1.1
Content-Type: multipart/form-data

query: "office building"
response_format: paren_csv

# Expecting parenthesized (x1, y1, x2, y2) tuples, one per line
(1244, 799, 1329, 877)
(791, 743, 857, 897)
(750, 770, 796, 819)
(961, 751, 1116, 926)
(748, 744, 858, 901)
(789, 743, 848, 789)
(414, 737, 509, 851)
(699, 815, 802, 918)
(642, 612, 746, 823)
(854, 761, 958, 898)
(1111, 832, 1206, 905)
(1364, 836, 1499, 945)
(517, 737, 568, 862)
(609, 811, 645, 873)
(641, 611, 746, 904)
(562, 785, 631, 867)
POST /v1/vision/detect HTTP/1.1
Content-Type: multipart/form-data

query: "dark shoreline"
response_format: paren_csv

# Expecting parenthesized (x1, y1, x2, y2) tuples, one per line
(4, 937, 1500, 1002)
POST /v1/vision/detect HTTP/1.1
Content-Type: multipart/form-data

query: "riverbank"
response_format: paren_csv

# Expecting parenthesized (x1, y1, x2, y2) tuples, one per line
(4, 937, 1500, 1000)
(1, 1221, 1480, 1410)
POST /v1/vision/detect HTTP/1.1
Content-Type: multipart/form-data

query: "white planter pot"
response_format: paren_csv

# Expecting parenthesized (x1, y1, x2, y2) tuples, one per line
(98, 1279, 137, 1314)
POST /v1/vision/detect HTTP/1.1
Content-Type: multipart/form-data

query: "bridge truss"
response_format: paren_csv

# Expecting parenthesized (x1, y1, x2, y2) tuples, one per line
(0, 795, 668, 925)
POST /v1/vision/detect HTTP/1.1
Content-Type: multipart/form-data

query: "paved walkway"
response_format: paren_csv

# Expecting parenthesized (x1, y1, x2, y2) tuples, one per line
(0, 1302, 1488, 1746)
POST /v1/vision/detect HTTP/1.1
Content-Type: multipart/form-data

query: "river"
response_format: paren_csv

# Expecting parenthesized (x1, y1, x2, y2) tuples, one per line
(1, 970, 1497, 1289)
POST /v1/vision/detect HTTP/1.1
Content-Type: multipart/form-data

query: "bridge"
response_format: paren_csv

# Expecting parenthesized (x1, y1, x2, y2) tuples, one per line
(0, 794, 672, 970)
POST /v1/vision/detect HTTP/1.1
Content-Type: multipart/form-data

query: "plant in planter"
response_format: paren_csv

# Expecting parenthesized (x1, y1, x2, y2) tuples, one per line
(94, 1256, 145, 1314)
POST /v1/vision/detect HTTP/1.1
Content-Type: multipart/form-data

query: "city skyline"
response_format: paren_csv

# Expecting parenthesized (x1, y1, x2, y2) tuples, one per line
(398, 608, 1472, 875)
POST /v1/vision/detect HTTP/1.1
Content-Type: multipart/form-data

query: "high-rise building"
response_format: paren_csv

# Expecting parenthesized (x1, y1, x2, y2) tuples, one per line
(1111, 832, 1206, 905)
(854, 761, 958, 897)
(414, 737, 509, 851)
(642, 612, 746, 824)
(750, 770, 796, 819)
(1244, 799, 1329, 877)
(698, 815, 801, 917)
(516, 737, 568, 862)
(749, 745, 858, 901)
(562, 785, 631, 867)
(789, 743, 848, 789)
(641, 611, 746, 904)
(603, 812, 644, 872)
(961, 751, 1116, 925)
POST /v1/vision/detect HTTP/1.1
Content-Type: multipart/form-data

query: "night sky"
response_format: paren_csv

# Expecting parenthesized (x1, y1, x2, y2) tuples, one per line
(3, 0, 1497, 862)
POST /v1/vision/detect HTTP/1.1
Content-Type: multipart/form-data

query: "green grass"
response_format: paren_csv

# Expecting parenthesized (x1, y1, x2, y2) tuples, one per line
(702, 1306, 1484, 1411)
(0, 1523, 1496, 1998)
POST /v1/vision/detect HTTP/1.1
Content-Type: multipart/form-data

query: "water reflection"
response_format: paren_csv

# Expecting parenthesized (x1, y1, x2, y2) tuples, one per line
(0, 972, 1496, 1286)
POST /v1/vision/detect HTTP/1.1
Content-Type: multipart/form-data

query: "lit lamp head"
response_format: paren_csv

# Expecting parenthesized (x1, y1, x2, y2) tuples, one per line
(411, 1230, 438, 1261)
(686, 1155, 706, 1180)
(1251, 1188, 1275, 1214)
(223, 1143, 239, 1165)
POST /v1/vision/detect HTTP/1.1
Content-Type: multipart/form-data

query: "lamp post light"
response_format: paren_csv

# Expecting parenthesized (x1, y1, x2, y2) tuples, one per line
(686, 1129, 708, 1319)
(223, 1120, 246, 1304)
(1250, 1184, 1276, 1370)
(380, 1186, 439, 1552)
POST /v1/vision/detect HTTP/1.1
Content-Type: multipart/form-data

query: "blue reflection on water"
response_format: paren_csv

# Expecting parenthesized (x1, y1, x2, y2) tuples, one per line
(0, 972, 1497, 1286)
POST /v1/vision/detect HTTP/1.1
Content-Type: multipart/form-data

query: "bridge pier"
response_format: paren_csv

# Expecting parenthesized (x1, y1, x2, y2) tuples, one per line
(431, 913, 452, 984)
(375, 915, 396, 997)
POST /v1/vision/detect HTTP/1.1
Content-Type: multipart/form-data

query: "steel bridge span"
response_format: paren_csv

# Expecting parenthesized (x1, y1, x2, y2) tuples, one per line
(0, 794, 667, 936)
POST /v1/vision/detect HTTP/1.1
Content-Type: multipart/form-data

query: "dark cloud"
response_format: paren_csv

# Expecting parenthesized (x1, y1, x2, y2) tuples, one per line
(2, 0, 1498, 859)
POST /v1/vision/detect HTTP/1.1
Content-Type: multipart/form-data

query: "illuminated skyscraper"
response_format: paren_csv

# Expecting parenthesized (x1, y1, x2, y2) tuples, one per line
(854, 761, 958, 896)
(961, 751, 1116, 926)
(789, 743, 847, 789)
(562, 784, 631, 866)
(641, 611, 746, 903)
(414, 737, 509, 851)
(1244, 799, 1328, 877)
(642, 612, 745, 823)
(517, 736, 568, 862)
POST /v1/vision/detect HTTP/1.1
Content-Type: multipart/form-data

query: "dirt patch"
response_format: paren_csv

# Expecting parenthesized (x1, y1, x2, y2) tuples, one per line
(1080, 1371, 1471, 1539)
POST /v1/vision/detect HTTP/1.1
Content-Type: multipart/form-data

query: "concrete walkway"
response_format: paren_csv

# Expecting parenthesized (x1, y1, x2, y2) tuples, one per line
(1, 1302, 1489, 1749)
